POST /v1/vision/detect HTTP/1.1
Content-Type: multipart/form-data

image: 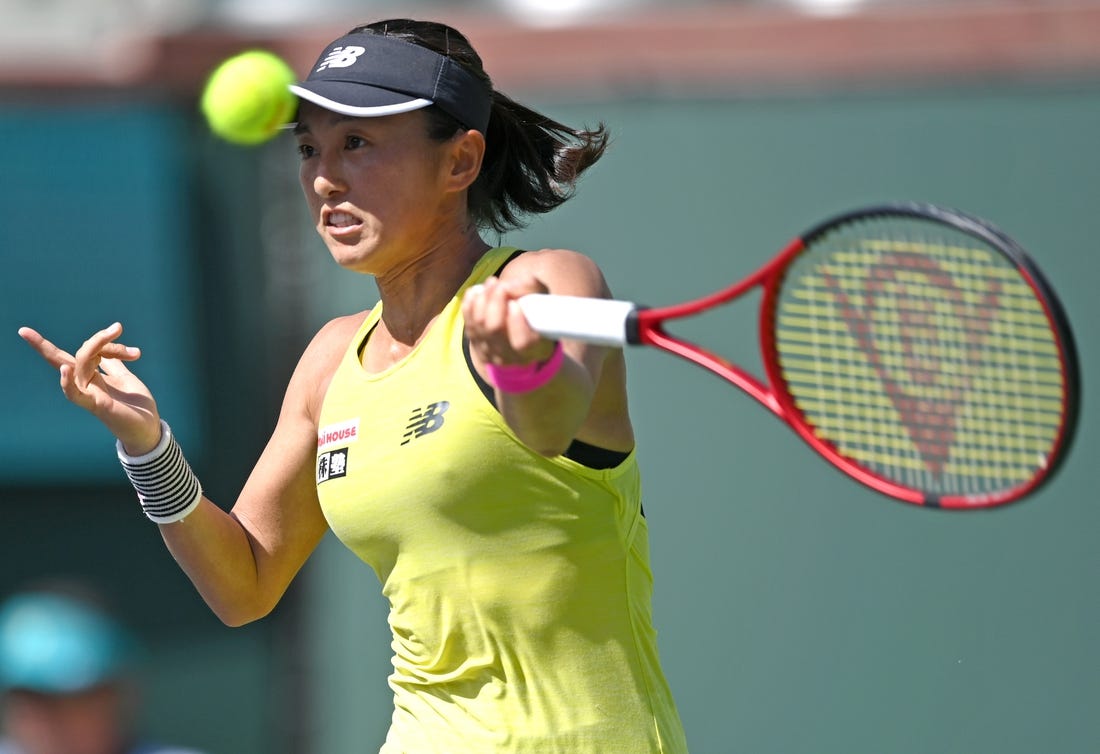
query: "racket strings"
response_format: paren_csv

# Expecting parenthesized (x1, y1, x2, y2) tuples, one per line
(774, 216, 1067, 498)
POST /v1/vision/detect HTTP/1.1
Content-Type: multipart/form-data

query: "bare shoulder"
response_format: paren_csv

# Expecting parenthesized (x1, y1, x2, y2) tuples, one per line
(287, 309, 372, 421)
(499, 248, 612, 298)
(306, 311, 370, 362)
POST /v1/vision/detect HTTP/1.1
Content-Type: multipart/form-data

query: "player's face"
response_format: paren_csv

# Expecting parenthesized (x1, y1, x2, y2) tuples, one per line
(295, 103, 454, 275)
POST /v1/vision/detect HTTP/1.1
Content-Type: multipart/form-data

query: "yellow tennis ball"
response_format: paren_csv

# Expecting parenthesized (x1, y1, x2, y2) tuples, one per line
(200, 50, 297, 146)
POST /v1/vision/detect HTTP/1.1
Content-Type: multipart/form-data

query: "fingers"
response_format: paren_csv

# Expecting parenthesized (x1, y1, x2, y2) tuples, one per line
(505, 299, 542, 353)
(97, 356, 136, 381)
(463, 278, 549, 363)
(18, 326, 76, 369)
(72, 322, 141, 390)
(19, 324, 141, 372)
(464, 278, 511, 342)
(24, 324, 155, 436)
(474, 277, 511, 328)
(102, 341, 141, 361)
(58, 363, 94, 411)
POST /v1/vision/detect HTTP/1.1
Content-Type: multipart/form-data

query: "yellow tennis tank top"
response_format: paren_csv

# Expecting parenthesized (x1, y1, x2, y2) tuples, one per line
(316, 248, 688, 753)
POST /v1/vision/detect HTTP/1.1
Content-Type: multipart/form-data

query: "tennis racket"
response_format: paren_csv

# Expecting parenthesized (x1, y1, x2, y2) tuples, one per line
(518, 202, 1079, 509)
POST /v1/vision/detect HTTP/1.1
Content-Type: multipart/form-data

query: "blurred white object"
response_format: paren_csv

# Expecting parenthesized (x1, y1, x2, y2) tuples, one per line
(213, 0, 395, 28)
(492, 0, 659, 27)
(0, 0, 204, 78)
(777, 0, 867, 15)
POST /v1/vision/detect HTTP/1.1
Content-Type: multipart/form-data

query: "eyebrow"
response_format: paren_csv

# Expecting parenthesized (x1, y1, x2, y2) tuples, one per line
(292, 113, 360, 136)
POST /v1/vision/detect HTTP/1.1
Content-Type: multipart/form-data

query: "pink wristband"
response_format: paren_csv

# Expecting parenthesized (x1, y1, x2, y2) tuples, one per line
(485, 341, 564, 393)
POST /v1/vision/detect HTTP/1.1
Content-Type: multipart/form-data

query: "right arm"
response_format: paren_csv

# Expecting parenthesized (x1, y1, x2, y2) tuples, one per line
(18, 319, 354, 626)
(159, 340, 331, 626)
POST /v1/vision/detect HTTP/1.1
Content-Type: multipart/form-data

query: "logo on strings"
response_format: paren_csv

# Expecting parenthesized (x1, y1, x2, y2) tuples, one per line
(823, 251, 1000, 478)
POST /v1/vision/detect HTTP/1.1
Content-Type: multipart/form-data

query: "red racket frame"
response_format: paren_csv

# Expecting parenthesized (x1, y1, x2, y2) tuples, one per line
(629, 205, 1079, 509)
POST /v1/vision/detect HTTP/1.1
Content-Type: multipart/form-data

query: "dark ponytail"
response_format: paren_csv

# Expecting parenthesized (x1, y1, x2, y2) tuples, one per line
(353, 19, 610, 233)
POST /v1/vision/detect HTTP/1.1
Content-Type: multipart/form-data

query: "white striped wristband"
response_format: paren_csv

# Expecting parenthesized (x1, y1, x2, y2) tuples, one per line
(116, 420, 203, 524)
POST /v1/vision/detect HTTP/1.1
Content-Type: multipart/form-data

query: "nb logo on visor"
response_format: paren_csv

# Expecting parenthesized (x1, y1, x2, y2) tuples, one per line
(317, 45, 365, 71)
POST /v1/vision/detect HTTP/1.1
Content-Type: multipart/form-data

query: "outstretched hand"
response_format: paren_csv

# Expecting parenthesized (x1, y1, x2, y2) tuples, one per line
(18, 322, 163, 455)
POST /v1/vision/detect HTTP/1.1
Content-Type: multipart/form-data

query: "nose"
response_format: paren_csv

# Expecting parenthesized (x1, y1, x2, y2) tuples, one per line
(311, 155, 347, 198)
(313, 171, 345, 199)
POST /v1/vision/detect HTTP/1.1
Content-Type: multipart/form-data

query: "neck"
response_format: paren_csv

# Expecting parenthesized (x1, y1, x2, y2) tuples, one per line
(375, 229, 490, 346)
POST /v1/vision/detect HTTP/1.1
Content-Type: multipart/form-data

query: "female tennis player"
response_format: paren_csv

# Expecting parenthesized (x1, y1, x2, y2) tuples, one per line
(19, 19, 688, 753)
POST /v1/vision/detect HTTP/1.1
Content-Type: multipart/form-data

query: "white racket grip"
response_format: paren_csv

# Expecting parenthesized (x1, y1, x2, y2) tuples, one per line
(517, 293, 638, 347)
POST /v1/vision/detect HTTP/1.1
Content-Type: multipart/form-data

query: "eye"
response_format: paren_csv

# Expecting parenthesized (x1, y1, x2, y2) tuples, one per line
(345, 134, 368, 150)
(297, 143, 316, 160)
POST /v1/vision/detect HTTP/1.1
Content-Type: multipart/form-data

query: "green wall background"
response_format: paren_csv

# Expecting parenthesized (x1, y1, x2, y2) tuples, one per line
(0, 104, 288, 753)
(299, 83, 1099, 753)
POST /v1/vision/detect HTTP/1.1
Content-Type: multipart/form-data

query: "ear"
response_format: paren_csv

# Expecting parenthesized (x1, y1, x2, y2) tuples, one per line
(443, 129, 486, 193)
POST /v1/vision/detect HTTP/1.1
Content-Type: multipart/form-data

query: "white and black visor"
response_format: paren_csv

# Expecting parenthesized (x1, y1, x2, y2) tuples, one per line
(289, 33, 491, 132)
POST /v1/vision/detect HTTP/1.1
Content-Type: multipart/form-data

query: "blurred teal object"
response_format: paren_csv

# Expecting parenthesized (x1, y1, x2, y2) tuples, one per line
(0, 593, 135, 694)
(0, 105, 204, 483)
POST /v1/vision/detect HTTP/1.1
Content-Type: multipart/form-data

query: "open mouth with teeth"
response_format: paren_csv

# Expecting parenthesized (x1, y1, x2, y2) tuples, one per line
(324, 210, 364, 239)
(327, 211, 360, 228)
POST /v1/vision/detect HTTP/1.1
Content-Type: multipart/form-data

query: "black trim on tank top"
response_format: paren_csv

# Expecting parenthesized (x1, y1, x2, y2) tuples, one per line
(461, 335, 629, 470)
(462, 249, 631, 471)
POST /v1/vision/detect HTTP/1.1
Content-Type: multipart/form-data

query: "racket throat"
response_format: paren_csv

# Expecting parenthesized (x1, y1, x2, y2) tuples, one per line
(642, 324, 780, 414)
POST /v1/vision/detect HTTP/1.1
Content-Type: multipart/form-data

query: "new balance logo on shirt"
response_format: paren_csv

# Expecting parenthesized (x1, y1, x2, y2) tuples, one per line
(402, 401, 450, 445)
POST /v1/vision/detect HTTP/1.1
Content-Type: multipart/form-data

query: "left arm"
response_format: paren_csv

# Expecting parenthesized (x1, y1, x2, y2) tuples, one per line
(461, 249, 632, 457)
